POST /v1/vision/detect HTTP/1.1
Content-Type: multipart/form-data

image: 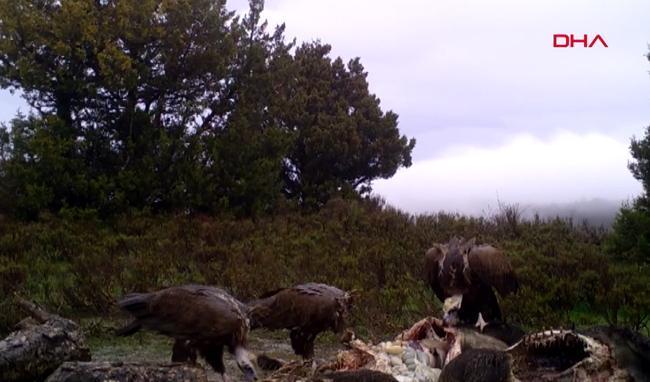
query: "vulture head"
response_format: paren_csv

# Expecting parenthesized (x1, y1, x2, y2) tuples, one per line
(442, 295, 463, 326)
(332, 290, 357, 332)
(235, 347, 257, 381)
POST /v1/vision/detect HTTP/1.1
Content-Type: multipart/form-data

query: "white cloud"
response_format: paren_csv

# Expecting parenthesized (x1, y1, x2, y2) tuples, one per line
(373, 131, 643, 214)
(1, 0, 648, 212)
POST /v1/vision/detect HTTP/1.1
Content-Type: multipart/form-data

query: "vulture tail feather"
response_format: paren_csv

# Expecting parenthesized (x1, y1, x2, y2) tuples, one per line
(115, 320, 142, 336)
(117, 293, 152, 318)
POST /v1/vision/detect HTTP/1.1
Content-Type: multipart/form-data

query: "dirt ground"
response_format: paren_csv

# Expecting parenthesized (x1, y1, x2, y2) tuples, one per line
(88, 329, 342, 381)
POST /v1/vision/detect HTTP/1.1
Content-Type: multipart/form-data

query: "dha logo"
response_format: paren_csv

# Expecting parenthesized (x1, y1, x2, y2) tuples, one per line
(553, 34, 608, 48)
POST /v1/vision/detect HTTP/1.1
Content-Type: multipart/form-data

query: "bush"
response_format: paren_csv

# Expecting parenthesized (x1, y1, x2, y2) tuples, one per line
(0, 199, 624, 336)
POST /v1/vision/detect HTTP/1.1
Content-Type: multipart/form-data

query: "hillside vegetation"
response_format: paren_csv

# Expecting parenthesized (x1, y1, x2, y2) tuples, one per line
(1, 198, 647, 337)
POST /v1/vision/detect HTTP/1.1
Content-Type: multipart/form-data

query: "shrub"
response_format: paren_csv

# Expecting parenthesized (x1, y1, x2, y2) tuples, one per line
(0, 199, 620, 336)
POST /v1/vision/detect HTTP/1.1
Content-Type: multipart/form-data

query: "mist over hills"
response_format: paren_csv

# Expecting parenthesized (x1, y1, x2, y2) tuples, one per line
(376, 194, 626, 228)
(518, 198, 624, 228)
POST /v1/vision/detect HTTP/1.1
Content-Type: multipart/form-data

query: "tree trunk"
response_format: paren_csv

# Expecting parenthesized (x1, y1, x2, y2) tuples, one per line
(45, 361, 208, 382)
(0, 297, 91, 381)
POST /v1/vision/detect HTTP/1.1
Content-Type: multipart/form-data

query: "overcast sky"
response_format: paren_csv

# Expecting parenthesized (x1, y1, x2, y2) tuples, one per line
(1, 0, 648, 215)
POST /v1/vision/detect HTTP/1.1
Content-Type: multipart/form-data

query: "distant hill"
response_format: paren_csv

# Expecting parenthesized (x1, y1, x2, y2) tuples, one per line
(522, 199, 625, 228)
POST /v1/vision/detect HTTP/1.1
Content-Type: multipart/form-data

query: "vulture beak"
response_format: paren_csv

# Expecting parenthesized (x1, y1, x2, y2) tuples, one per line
(235, 347, 258, 381)
(240, 366, 257, 382)
(442, 295, 463, 327)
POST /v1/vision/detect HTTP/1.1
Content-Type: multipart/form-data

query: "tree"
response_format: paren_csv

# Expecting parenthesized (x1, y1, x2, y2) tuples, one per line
(0, 0, 415, 217)
(0, 0, 241, 215)
(601, 52, 650, 331)
(607, 47, 650, 264)
(606, 124, 650, 265)
(283, 43, 415, 208)
(628, 125, 650, 210)
(195, 0, 294, 216)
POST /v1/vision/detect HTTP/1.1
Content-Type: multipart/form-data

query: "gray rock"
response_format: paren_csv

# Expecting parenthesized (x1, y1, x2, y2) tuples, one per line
(0, 297, 91, 382)
(46, 361, 208, 382)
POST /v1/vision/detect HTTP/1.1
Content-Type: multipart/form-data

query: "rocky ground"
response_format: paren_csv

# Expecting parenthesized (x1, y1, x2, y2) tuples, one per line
(6, 315, 647, 382)
(86, 323, 342, 382)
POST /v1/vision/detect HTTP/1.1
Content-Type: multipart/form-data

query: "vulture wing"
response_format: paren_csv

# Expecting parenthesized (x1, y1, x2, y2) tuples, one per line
(424, 245, 447, 301)
(119, 285, 248, 344)
(248, 283, 347, 332)
(467, 245, 518, 296)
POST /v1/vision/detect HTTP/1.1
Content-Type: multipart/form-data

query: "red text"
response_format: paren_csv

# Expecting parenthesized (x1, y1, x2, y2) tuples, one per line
(553, 34, 608, 48)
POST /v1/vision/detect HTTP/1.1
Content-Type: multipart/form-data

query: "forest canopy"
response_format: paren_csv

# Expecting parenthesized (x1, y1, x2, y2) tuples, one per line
(0, 0, 415, 218)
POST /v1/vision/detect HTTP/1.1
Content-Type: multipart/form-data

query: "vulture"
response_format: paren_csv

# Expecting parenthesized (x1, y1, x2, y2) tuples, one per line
(424, 237, 518, 327)
(116, 284, 257, 382)
(439, 348, 512, 382)
(247, 283, 353, 359)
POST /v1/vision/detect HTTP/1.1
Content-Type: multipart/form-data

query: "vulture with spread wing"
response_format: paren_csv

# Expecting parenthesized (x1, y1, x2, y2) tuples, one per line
(425, 237, 518, 327)
(247, 283, 353, 359)
(116, 284, 257, 382)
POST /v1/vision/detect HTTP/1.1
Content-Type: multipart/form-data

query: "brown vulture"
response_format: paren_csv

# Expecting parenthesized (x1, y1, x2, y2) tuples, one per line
(247, 283, 353, 359)
(439, 348, 512, 382)
(424, 237, 518, 327)
(116, 284, 257, 382)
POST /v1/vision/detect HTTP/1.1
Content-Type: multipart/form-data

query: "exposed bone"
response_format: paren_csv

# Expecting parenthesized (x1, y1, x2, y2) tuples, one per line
(261, 318, 634, 382)
(509, 330, 631, 381)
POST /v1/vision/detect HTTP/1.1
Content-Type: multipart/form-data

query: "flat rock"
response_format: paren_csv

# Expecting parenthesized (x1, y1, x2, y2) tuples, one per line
(0, 298, 91, 382)
(46, 361, 208, 382)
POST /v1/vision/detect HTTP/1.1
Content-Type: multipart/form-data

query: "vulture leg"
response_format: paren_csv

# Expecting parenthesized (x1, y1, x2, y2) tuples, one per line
(198, 344, 226, 380)
(171, 339, 197, 364)
(304, 333, 317, 359)
(290, 329, 317, 359)
(457, 293, 480, 325)
(459, 286, 502, 325)
(476, 287, 502, 323)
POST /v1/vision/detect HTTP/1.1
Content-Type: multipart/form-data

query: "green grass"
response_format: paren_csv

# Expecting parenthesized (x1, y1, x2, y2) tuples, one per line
(88, 333, 173, 363)
(569, 304, 607, 327)
(78, 316, 343, 381)
(79, 317, 173, 362)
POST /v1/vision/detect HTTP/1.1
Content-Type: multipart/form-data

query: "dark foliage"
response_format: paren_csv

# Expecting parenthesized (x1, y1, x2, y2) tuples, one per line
(282, 43, 415, 208)
(1, 198, 643, 337)
(0, 0, 414, 217)
(600, 52, 650, 332)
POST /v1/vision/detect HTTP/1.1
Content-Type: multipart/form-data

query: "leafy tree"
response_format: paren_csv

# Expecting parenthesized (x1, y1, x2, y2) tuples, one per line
(196, 0, 293, 215)
(628, 125, 650, 210)
(607, 116, 650, 264)
(0, 0, 415, 217)
(607, 205, 650, 264)
(0, 115, 80, 219)
(283, 43, 415, 208)
(601, 52, 650, 331)
(606, 53, 650, 264)
(0, 0, 239, 215)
